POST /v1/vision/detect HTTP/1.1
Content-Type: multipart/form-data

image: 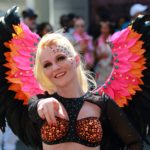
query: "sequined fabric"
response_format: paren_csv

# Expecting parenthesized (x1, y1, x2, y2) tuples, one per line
(41, 117, 69, 142)
(76, 117, 103, 143)
(39, 92, 104, 146)
(41, 116, 102, 144)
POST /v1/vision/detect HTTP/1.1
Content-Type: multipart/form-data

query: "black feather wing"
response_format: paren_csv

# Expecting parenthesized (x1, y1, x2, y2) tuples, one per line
(0, 6, 41, 149)
(122, 15, 150, 143)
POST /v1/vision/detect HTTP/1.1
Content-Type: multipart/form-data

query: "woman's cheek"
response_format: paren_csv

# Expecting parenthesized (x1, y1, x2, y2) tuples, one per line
(44, 68, 52, 79)
(68, 57, 75, 67)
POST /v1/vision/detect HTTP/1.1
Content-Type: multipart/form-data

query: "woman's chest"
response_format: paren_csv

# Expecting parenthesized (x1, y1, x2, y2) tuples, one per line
(59, 101, 101, 120)
(40, 98, 103, 148)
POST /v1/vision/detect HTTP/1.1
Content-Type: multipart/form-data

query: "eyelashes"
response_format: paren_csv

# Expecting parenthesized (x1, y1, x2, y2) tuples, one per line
(57, 55, 66, 61)
(43, 62, 52, 68)
(43, 55, 66, 68)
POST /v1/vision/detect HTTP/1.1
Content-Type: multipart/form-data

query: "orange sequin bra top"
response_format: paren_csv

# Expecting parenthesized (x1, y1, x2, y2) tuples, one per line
(40, 93, 103, 147)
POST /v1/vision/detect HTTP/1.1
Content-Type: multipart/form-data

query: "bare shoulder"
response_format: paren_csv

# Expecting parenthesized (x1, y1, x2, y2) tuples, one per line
(84, 92, 109, 108)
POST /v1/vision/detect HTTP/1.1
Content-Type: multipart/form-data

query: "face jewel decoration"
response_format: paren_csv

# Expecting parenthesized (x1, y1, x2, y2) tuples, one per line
(41, 117, 69, 142)
(45, 44, 72, 57)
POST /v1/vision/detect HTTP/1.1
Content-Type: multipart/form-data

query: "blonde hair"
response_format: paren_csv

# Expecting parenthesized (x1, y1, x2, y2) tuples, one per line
(34, 33, 97, 94)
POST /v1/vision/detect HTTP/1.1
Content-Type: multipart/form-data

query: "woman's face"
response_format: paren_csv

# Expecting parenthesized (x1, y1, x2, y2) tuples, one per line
(100, 22, 110, 35)
(40, 45, 78, 88)
(74, 18, 85, 34)
(42, 25, 53, 36)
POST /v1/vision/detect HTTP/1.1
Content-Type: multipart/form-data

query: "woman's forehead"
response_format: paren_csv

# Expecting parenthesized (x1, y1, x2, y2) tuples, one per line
(40, 50, 63, 63)
(40, 46, 72, 62)
(41, 48, 67, 56)
(45, 44, 71, 55)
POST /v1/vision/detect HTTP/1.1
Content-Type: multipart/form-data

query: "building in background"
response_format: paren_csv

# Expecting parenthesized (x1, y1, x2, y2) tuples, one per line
(0, 0, 150, 30)
(0, 0, 89, 30)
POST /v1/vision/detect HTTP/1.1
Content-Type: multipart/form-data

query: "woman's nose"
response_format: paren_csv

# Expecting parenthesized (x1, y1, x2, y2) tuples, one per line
(52, 63, 61, 71)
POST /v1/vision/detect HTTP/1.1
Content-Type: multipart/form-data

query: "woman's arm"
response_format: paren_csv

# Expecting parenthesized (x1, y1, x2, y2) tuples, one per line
(28, 96, 42, 123)
(105, 96, 143, 150)
(28, 95, 66, 125)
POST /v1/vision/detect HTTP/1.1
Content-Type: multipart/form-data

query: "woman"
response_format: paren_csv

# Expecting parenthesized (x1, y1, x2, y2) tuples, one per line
(28, 33, 142, 150)
(73, 16, 95, 70)
(37, 22, 53, 37)
(1, 7, 149, 150)
(95, 21, 113, 86)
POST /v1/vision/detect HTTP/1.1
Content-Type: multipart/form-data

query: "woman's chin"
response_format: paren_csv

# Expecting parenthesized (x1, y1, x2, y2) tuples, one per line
(54, 79, 72, 89)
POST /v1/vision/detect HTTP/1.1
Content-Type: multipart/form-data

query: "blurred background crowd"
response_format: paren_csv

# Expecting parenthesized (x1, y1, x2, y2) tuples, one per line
(0, 0, 150, 149)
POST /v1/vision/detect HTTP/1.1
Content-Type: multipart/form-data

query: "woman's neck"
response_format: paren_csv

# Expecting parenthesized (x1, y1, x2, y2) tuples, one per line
(56, 79, 86, 98)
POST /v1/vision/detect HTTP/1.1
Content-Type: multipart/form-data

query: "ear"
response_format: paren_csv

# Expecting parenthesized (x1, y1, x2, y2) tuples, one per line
(75, 55, 80, 67)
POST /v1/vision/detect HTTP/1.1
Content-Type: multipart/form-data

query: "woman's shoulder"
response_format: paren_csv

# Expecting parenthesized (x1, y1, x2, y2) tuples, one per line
(84, 91, 110, 109)
(85, 91, 109, 101)
(29, 91, 55, 102)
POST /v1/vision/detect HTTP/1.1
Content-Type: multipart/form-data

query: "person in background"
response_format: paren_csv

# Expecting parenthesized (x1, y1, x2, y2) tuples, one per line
(37, 22, 53, 37)
(116, 3, 148, 30)
(21, 8, 38, 32)
(66, 13, 77, 33)
(115, 16, 130, 31)
(73, 16, 95, 70)
(60, 13, 77, 46)
(0, 124, 18, 150)
(59, 14, 76, 43)
(94, 21, 113, 86)
(59, 14, 69, 31)
(130, 3, 148, 20)
(88, 7, 110, 41)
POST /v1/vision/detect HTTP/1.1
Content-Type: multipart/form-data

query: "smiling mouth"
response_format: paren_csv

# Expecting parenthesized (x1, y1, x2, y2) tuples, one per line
(55, 72, 66, 78)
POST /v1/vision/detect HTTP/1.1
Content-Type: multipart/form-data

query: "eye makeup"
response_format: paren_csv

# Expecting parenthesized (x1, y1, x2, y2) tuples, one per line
(42, 54, 67, 69)
(56, 55, 66, 62)
(43, 61, 52, 68)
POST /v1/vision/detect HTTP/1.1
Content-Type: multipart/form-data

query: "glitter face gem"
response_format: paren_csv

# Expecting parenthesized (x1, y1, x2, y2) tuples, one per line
(45, 44, 72, 57)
